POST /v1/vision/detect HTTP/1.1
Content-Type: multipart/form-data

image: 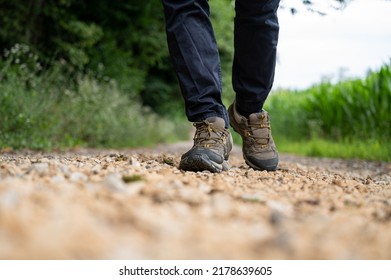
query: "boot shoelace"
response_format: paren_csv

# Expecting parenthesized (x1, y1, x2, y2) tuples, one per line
(194, 121, 227, 148)
(246, 116, 270, 147)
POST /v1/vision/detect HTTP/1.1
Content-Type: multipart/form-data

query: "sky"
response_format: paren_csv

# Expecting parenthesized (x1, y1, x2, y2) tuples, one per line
(274, 0, 391, 89)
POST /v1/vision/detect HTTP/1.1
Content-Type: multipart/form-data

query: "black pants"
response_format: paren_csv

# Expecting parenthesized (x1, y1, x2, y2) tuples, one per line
(162, 0, 280, 126)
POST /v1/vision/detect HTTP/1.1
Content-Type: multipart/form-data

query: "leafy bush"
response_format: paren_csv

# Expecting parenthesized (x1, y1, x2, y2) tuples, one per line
(0, 45, 188, 150)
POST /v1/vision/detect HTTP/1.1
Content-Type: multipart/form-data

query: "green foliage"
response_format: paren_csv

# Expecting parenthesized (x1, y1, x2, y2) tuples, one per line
(0, 0, 201, 150)
(0, 0, 171, 97)
(0, 46, 188, 150)
(0, 0, 236, 119)
(277, 138, 390, 161)
(266, 62, 391, 161)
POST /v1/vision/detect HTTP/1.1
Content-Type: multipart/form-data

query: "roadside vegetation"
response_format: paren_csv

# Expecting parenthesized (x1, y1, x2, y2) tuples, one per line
(266, 63, 391, 161)
(0, 44, 188, 150)
(0, 0, 389, 161)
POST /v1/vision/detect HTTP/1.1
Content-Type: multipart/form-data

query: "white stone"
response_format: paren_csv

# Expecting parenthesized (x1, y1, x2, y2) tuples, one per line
(31, 163, 49, 174)
(104, 174, 126, 192)
(69, 172, 88, 182)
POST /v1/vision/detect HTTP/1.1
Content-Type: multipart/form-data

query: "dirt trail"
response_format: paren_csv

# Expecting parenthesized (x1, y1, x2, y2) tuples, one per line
(0, 143, 390, 259)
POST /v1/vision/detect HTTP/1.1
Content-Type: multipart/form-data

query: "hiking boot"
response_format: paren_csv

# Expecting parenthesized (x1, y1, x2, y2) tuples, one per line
(179, 117, 233, 173)
(228, 102, 278, 171)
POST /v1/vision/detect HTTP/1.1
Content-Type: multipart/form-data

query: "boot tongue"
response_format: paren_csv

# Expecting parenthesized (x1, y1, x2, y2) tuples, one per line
(205, 117, 226, 130)
(248, 112, 269, 144)
(195, 117, 226, 140)
(248, 112, 263, 124)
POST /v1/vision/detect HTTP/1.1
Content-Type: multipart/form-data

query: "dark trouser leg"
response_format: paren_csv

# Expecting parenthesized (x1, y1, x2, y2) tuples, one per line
(162, 0, 229, 126)
(233, 0, 280, 116)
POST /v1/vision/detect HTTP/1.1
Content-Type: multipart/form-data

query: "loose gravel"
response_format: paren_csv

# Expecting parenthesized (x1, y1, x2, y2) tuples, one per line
(0, 143, 390, 259)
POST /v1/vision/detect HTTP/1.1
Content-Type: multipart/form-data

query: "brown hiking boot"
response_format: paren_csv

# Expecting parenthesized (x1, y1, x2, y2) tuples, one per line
(228, 102, 279, 171)
(179, 117, 233, 173)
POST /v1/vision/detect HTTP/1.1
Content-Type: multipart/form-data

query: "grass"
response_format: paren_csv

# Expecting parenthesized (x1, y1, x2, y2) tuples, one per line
(0, 75, 188, 150)
(0, 44, 188, 150)
(231, 128, 390, 161)
(265, 62, 391, 162)
(275, 138, 390, 161)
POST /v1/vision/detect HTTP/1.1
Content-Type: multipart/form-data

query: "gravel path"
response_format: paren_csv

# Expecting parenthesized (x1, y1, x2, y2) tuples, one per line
(0, 143, 390, 259)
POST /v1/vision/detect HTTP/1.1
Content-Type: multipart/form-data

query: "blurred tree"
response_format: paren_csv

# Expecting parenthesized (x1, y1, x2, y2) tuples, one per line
(0, 0, 169, 97)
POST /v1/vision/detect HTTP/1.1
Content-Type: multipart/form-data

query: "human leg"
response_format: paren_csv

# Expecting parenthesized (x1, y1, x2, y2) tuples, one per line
(232, 0, 280, 116)
(229, 0, 280, 171)
(161, 0, 232, 172)
(161, 0, 229, 126)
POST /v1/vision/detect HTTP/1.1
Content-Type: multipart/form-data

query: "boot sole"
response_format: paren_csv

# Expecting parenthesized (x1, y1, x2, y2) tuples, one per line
(179, 153, 229, 173)
(243, 154, 278, 171)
